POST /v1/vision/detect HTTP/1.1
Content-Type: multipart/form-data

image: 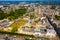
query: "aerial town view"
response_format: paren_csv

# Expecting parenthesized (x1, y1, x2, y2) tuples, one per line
(0, 0, 60, 40)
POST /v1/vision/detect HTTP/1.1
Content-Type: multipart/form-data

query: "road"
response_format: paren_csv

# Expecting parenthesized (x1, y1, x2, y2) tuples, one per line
(45, 15, 60, 38)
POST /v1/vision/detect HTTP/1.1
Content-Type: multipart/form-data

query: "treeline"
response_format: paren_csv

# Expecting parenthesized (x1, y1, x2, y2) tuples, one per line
(0, 7, 27, 20)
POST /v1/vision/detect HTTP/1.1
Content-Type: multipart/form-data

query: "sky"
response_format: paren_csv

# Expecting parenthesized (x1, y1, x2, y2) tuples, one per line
(0, 0, 39, 1)
(0, 0, 60, 1)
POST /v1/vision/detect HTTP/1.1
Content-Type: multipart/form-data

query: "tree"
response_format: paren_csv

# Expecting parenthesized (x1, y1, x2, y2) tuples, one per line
(7, 7, 27, 21)
(0, 9, 5, 20)
(55, 15, 60, 20)
(15, 8, 27, 16)
(0, 7, 27, 20)
(7, 16, 15, 21)
(8, 9, 15, 17)
(50, 5, 56, 9)
(30, 13, 35, 19)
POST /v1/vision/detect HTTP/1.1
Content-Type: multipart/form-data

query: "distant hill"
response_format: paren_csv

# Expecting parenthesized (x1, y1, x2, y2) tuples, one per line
(0, 1, 60, 5)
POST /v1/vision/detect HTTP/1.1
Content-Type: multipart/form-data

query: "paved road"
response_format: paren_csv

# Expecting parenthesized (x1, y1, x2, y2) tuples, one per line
(45, 15, 60, 38)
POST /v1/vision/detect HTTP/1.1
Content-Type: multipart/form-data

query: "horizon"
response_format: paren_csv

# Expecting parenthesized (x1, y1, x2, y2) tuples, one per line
(0, 0, 60, 1)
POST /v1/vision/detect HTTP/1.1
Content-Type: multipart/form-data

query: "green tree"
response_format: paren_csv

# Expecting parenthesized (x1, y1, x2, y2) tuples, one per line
(30, 13, 35, 19)
(0, 9, 5, 20)
(50, 5, 56, 9)
(15, 8, 27, 16)
(7, 16, 15, 21)
(8, 9, 15, 17)
(7, 7, 27, 21)
(55, 15, 60, 20)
